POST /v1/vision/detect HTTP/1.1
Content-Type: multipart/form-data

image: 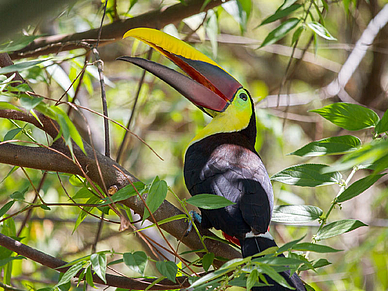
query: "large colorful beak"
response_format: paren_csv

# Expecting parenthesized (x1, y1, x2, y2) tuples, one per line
(117, 28, 242, 113)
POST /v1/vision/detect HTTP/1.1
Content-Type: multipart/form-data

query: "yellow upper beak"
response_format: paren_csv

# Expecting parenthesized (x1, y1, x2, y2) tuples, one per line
(119, 28, 242, 112)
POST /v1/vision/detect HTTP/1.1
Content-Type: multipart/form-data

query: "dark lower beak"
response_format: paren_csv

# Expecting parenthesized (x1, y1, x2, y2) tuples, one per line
(117, 56, 230, 112)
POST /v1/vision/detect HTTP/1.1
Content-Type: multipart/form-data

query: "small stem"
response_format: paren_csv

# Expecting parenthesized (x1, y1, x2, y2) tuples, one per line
(316, 166, 358, 233)
(168, 187, 208, 252)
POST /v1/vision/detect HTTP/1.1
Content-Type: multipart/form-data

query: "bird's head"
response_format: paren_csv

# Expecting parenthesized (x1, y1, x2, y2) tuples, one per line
(118, 28, 254, 132)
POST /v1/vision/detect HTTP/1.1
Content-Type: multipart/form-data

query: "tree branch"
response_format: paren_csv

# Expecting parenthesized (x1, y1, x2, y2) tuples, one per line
(9, 0, 228, 60)
(0, 233, 189, 290)
(0, 110, 240, 264)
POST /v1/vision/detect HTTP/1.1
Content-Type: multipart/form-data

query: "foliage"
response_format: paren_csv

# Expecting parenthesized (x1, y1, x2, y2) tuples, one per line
(0, 0, 388, 290)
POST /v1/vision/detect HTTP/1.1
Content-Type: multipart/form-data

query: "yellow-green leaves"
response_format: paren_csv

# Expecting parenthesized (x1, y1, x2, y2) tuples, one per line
(336, 174, 385, 203)
(260, 18, 300, 48)
(289, 135, 361, 157)
(271, 164, 342, 187)
(310, 103, 379, 131)
(143, 176, 167, 221)
(315, 219, 367, 241)
(272, 205, 323, 223)
(186, 194, 235, 209)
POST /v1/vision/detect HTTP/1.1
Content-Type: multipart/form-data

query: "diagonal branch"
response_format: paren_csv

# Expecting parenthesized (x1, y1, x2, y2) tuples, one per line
(9, 0, 228, 60)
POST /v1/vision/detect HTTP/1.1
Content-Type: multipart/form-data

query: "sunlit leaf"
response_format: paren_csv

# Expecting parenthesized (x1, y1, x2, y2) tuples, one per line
(271, 164, 342, 187)
(336, 174, 385, 203)
(260, 18, 300, 48)
(272, 205, 323, 223)
(90, 253, 107, 283)
(310, 103, 379, 131)
(315, 219, 367, 241)
(186, 194, 235, 209)
(308, 22, 336, 40)
(289, 135, 361, 157)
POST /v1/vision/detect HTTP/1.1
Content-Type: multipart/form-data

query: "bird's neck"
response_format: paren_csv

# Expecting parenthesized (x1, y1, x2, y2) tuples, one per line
(189, 105, 257, 147)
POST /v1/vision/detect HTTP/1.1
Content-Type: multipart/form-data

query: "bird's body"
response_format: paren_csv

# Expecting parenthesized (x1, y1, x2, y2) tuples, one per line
(120, 27, 305, 290)
(184, 111, 273, 241)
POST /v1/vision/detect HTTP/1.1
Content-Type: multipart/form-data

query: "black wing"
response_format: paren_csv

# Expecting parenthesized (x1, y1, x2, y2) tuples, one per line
(184, 133, 273, 239)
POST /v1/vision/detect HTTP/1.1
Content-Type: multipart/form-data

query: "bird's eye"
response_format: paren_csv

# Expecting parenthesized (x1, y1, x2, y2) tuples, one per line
(239, 92, 248, 101)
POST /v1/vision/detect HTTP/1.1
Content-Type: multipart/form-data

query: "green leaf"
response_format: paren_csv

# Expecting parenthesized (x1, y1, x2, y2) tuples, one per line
(73, 196, 101, 233)
(280, 0, 298, 9)
(307, 21, 336, 40)
(186, 194, 235, 209)
(156, 260, 178, 283)
(260, 18, 300, 48)
(247, 269, 259, 290)
(0, 255, 25, 267)
(10, 186, 28, 200)
(55, 262, 83, 287)
(326, 139, 388, 173)
(102, 181, 145, 205)
(123, 251, 148, 275)
(315, 219, 367, 241)
(310, 103, 379, 131)
(90, 253, 107, 284)
(337, 174, 385, 203)
(299, 258, 331, 271)
(277, 236, 306, 254)
(19, 95, 43, 110)
(0, 201, 15, 217)
(202, 252, 215, 271)
(272, 205, 323, 223)
(0, 102, 22, 111)
(289, 135, 361, 157)
(0, 60, 48, 75)
(292, 242, 341, 253)
(4, 128, 22, 141)
(253, 256, 305, 266)
(0, 35, 43, 53)
(375, 108, 388, 134)
(143, 177, 167, 220)
(258, 264, 293, 289)
(260, 4, 302, 26)
(72, 187, 94, 199)
(271, 164, 342, 187)
(291, 25, 304, 45)
(85, 265, 95, 287)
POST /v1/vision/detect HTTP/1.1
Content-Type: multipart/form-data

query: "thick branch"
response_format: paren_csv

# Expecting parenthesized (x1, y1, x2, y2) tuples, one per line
(0, 233, 188, 289)
(9, 0, 227, 59)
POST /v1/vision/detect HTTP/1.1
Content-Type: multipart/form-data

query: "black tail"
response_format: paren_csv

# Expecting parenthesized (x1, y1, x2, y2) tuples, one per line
(240, 236, 306, 291)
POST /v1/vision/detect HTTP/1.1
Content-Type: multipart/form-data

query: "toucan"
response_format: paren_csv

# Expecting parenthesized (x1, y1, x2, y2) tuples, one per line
(118, 28, 305, 290)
